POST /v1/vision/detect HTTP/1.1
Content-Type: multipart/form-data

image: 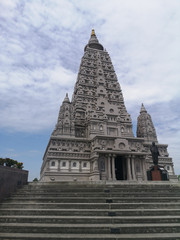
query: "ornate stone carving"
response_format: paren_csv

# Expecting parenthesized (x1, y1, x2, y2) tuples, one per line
(40, 30, 175, 182)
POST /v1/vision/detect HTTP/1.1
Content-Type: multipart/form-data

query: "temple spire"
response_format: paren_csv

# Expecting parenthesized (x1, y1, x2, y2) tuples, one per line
(40, 30, 175, 183)
(91, 29, 96, 36)
(63, 93, 70, 103)
(88, 29, 99, 44)
(140, 103, 147, 113)
(84, 29, 104, 51)
(137, 104, 158, 143)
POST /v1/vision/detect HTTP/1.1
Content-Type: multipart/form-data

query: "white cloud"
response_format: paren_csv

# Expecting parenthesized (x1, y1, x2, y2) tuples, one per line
(0, 0, 18, 18)
(0, 63, 75, 132)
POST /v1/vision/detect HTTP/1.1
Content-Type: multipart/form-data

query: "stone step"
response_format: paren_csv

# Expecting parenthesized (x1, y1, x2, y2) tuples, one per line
(12, 190, 180, 197)
(18, 186, 180, 192)
(0, 232, 180, 240)
(19, 184, 180, 190)
(1, 202, 180, 209)
(26, 187, 179, 191)
(0, 223, 180, 234)
(1, 182, 180, 239)
(14, 186, 180, 192)
(25, 182, 180, 187)
(6, 196, 180, 203)
(1, 208, 180, 216)
(10, 195, 180, 202)
(0, 215, 180, 224)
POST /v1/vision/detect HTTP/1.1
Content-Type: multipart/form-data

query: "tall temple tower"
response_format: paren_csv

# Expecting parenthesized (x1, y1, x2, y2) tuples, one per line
(40, 30, 175, 182)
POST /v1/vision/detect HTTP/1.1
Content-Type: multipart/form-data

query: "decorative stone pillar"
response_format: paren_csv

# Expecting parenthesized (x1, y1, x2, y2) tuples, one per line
(123, 160, 126, 180)
(108, 155, 112, 180)
(131, 156, 136, 180)
(93, 159, 99, 172)
(142, 158, 147, 180)
(90, 161, 93, 173)
(172, 164, 175, 175)
(58, 160, 61, 171)
(91, 157, 100, 181)
(127, 156, 132, 180)
(79, 161, 82, 172)
(46, 160, 50, 171)
(112, 155, 116, 181)
(69, 161, 71, 172)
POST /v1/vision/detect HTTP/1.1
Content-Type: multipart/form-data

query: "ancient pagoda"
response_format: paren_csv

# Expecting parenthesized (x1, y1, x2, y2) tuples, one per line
(40, 30, 175, 182)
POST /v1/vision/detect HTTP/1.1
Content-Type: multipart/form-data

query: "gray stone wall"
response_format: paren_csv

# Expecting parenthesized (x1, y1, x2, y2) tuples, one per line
(0, 166, 28, 202)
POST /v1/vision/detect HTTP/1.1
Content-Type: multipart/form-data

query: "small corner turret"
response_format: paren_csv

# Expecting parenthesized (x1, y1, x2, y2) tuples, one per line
(137, 103, 158, 143)
(140, 103, 147, 113)
(63, 93, 70, 103)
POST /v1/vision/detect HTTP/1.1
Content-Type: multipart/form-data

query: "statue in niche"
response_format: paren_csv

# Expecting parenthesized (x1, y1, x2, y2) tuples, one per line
(150, 142, 159, 166)
(99, 159, 105, 171)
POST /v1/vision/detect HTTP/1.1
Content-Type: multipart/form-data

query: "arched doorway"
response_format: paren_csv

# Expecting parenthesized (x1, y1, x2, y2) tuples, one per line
(115, 156, 127, 180)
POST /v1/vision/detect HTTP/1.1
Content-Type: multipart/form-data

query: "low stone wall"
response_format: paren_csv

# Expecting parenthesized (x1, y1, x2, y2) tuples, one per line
(0, 166, 28, 201)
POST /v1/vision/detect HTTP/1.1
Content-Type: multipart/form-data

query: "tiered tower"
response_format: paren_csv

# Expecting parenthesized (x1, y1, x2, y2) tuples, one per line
(40, 30, 175, 182)
(137, 104, 158, 143)
(137, 104, 175, 176)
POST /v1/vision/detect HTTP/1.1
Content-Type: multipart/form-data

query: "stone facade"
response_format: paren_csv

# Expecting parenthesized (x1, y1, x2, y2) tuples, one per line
(40, 30, 175, 182)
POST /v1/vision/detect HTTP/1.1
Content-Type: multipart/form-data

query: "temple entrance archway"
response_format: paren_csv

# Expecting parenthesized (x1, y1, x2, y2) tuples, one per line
(115, 156, 127, 180)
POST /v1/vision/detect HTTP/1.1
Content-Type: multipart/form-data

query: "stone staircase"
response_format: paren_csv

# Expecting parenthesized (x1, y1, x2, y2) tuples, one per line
(0, 182, 180, 240)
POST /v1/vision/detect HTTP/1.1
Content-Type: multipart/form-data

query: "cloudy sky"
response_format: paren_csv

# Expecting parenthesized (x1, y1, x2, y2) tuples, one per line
(0, 0, 180, 180)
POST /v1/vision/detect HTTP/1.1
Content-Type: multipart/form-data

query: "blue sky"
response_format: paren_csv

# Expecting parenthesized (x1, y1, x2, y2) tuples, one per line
(0, 0, 180, 181)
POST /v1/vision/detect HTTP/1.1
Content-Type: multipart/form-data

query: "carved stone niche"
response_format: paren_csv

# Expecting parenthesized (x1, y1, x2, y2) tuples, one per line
(99, 139, 107, 150)
(114, 139, 130, 151)
(75, 127, 86, 138)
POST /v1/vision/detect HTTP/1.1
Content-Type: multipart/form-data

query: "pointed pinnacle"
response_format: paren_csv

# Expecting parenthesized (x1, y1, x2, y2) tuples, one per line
(140, 103, 147, 113)
(63, 93, 70, 103)
(91, 29, 95, 36)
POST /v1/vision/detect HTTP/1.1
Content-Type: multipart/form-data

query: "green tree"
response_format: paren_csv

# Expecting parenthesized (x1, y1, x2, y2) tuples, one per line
(0, 158, 24, 169)
(33, 178, 38, 182)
